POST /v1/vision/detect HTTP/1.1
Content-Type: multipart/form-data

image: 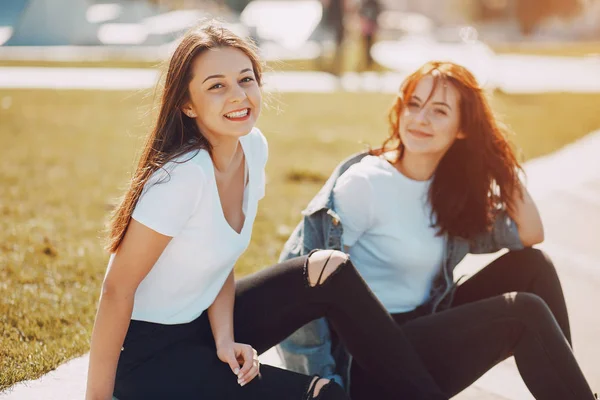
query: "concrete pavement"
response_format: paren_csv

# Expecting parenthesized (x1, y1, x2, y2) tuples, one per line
(2, 50, 600, 94)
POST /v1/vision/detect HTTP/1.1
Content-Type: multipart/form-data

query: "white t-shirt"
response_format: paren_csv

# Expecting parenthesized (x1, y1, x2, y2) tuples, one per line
(113, 128, 267, 325)
(333, 155, 444, 313)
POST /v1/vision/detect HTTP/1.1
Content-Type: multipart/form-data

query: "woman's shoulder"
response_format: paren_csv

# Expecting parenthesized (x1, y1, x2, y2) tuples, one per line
(151, 150, 210, 187)
(241, 127, 268, 164)
(245, 126, 267, 145)
(343, 154, 392, 179)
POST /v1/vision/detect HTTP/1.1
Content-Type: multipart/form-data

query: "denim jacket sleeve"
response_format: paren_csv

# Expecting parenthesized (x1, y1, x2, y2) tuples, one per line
(468, 209, 525, 254)
(276, 152, 369, 391)
(279, 214, 324, 262)
(275, 318, 344, 386)
(277, 213, 346, 388)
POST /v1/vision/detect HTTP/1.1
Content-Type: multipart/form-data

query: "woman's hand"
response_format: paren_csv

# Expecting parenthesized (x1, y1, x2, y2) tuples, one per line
(509, 181, 544, 247)
(216, 341, 260, 386)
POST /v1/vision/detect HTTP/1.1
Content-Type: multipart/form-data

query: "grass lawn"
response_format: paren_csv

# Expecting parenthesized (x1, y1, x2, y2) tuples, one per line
(1, 88, 600, 390)
(0, 39, 382, 73)
(0, 58, 322, 71)
(491, 41, 600, 57)
(2, 41, 599, 71)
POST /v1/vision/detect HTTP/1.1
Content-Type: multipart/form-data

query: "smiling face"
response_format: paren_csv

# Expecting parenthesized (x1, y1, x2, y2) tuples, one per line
(398, 74, 464, 157)
(182, 46, 261, 144)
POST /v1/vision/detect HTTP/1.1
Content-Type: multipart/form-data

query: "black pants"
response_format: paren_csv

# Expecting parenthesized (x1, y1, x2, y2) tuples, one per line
(114, 253, 447, 400)
(349, 248, 594, 400)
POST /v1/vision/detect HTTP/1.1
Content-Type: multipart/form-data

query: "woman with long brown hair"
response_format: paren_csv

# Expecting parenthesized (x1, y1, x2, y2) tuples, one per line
(277, 61, 596, 399)
(84, 23, 470, 400)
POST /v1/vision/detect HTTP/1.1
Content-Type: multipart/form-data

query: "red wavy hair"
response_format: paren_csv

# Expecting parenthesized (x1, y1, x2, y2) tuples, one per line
(379, 61, 523, 240)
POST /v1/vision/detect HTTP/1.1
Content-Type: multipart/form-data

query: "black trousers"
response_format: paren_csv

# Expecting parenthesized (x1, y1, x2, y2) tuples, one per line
(349, 248, 594, 400)
(114, 253, 447, 400)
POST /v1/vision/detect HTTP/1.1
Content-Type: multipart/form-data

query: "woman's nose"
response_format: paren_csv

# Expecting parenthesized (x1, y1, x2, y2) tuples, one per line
(229, 84, 247, 103)
(414, 108, 430, 124)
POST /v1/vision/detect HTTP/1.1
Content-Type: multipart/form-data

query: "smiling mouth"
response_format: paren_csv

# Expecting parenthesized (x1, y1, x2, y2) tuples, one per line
(408, 129, 433, 138)
(224, 108, 250, 120)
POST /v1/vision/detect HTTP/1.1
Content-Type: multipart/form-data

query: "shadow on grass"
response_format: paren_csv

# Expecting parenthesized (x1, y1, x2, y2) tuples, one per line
(285, 169, 328, 184)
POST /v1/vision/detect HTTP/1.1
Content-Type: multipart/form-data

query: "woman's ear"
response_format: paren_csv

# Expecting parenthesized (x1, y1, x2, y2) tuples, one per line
(181, 103, 196, 118)
(456, 131, 467, 140)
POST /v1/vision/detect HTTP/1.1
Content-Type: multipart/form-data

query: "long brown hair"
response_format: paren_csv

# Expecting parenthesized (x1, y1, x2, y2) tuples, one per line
(380, 61, 523, 240)
(106, 22, 263, 252)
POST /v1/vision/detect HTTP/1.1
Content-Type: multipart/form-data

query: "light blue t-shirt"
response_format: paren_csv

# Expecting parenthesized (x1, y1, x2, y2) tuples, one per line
(333, 155, 444, 313)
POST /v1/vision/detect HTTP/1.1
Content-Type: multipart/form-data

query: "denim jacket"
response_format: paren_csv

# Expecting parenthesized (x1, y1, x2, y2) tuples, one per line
(275, 151, 524, 390)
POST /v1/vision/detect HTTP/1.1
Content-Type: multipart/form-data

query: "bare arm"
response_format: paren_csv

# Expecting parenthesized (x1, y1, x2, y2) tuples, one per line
(509, 181, 544, 247)
(208, 270, 236, 349)
(208, 270, 259, 387)
(85, 220, 172, 400)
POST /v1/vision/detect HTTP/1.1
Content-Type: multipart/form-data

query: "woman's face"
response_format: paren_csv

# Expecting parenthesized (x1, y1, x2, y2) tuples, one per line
(398, 75, 464, 157)
(183, 47, 261, 143)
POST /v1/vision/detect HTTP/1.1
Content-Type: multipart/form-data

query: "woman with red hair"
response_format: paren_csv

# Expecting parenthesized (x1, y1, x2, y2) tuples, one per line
(278, 61, 596, 399)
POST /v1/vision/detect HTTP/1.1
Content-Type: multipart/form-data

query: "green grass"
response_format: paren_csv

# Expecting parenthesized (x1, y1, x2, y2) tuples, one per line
(2, 40, 599, 72)
(1, 88, 600, 390)
(0, 39, 385, 73)
(0, 58, 322, 71)
(0, 59, 162, 69)
(491, 41, 600, 57)
(0, 36, 385, 73)
(0, 57, 378, 73)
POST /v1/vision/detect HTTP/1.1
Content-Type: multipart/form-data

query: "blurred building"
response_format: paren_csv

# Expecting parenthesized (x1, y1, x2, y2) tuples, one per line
(6, 0, 100, 45)
(0, 0, 597, 49)
(377, 0, 599, 40)
(0, 0, 244, 46)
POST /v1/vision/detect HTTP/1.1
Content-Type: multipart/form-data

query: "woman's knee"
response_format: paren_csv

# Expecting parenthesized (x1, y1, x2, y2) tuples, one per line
(506, 292, 553, 321)
(306, 250, 349, 287)
(306, 376, 347, 399)
(514, 248, 557, 275)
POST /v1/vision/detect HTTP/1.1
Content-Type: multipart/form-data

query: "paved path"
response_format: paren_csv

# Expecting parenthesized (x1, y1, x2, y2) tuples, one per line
(1, 127, 598, 399)
(1, 50, 600, 94)
(371, 39, 600, 93)
(449, 128, 600, 398)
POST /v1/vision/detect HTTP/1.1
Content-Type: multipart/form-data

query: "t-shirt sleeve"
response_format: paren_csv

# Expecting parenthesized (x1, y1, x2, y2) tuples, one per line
(332, 165, 374, 247)
(131, 162, 204, 237)
(253, 128, 268, 200)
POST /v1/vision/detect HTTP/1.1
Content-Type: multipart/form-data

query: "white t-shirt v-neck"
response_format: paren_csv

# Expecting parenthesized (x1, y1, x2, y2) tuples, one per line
(110, 128, 268, 325)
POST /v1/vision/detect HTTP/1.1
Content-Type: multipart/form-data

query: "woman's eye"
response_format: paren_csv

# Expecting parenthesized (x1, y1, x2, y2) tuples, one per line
(407, 102, 420, 108)
(240, 76, 254, 83)
(435, 108, 448, 116)
(209, 83, 224, 90)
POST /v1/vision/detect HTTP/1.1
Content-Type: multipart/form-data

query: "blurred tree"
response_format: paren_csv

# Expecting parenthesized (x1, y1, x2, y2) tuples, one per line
(146, 0, 247, 12)
(515, 0, 582, 34)
(478, 0, 512, 20)
(222, 0, 250, 12)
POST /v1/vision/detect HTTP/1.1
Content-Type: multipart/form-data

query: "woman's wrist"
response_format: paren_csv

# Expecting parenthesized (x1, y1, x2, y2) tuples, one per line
(215, 336, 235, 350)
